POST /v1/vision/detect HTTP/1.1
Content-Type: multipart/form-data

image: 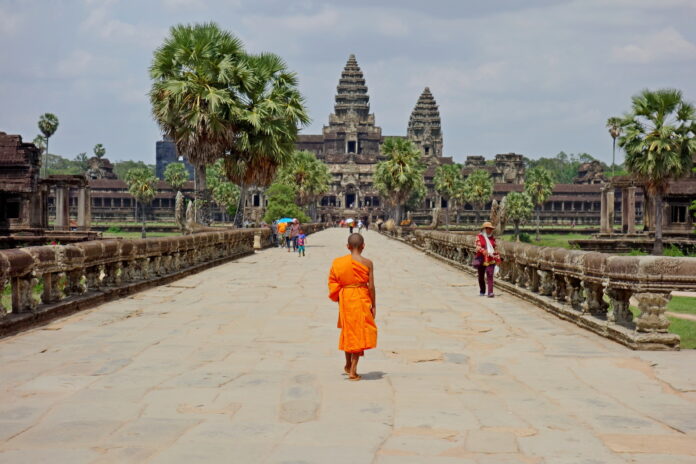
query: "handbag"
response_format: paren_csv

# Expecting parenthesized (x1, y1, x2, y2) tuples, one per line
(471, 255, 483, 268)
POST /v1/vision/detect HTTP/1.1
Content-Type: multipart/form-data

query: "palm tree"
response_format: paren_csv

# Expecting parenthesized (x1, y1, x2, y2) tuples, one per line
(125, 168, 158, 238)
(524, 167, 554, 241)
(434, 163, 463, 229)
(276, 151, 330, 220)
(93, 143, 106, 159)
(462, 169, 493, 225)
(606, 117, 622, 177)
(149, 22, 247, 225)
(33, 135, 46, 156)
(505, 191, 534, 240)
(374, 137, 425, 224)
(618, 88, 696, 255)
(222, 52, 310, 227)
(207, 159, 240, 221)
(38, 113, 59, 177)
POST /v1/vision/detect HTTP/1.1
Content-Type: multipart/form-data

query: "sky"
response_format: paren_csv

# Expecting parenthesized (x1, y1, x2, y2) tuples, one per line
(1, 0, 695, 165)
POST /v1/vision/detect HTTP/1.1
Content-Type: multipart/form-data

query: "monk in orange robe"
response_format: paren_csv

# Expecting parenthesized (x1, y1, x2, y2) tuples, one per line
(328, 233, 377, 381)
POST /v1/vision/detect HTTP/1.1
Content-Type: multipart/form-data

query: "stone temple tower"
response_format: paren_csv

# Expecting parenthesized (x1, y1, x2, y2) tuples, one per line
(322, 54, 382, 157)
(407, 87, 443, 159)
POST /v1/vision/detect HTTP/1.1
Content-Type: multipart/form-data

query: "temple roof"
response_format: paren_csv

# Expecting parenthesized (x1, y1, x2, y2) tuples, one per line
(333, 54, 370, 120)
(408, 87, 441, 137)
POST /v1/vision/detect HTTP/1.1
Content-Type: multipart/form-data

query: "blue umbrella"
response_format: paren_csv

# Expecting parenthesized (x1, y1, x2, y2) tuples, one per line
(277, 217, 293, 223)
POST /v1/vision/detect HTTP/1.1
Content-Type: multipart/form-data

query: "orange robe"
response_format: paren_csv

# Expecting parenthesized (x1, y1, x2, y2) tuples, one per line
(328, 255, 378, 354)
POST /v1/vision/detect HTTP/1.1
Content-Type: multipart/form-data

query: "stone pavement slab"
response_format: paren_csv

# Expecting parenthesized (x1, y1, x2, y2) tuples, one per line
(0, 228, 694, 463)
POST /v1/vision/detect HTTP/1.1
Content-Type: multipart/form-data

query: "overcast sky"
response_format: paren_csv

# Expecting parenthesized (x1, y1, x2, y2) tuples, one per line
(1, 0, 695, 165)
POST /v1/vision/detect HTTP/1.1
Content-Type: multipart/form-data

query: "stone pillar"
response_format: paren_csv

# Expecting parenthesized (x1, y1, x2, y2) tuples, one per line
(625, 187, 636, 234)
(77, 187, 91, 230)
(55, 186, 70, 230)
(606, 189, 615, 234)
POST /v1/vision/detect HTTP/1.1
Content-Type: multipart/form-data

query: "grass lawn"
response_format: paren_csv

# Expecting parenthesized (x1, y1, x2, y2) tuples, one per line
(500, 233, 592, 249)
(629, 296, 696, 349)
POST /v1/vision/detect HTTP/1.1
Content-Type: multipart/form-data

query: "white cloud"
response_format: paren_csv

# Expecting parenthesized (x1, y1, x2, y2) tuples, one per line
(612, 27, 696, 64)
(55, 50, 117, 78)
(244, 7, 340, 34)
(378, 17, 409, 38)
(80, 0, 165, 46)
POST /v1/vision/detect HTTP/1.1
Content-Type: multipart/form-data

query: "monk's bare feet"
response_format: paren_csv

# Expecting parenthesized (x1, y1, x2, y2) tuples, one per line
(343, 365, 351, 375)
(348, 374, 362, 381)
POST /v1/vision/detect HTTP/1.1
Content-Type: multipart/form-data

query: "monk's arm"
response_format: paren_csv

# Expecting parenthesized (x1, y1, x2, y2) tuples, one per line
(368, 261, 376, 317)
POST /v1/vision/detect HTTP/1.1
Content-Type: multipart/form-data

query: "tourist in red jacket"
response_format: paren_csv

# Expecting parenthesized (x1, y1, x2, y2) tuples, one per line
(474, 221, 501, 297)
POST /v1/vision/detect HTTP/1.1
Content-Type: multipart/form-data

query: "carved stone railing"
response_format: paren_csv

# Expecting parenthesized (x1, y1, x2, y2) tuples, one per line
(0, 224, 327, 335)
(385, 227, 696, 350)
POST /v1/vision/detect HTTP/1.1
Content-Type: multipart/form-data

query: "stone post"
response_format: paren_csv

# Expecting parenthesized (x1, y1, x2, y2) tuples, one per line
(55, 186, 70, 230)
(77, 187, 91, 230)
(606, 189, 615, 234)
(600, 187, 608, 234)
(625, 187, 636, 234)
(253, 233, 262, 250)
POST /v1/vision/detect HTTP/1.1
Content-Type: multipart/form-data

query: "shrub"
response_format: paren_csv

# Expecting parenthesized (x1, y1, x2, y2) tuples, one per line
(627, 249, 648, 256)
(106, 226, 122, 233)
(663, 245, 685, 257)
(518, 232, 532, 243)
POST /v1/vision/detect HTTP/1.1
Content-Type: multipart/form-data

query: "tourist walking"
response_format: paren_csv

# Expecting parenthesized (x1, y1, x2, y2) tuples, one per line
(289, 220, 301, 252)
(277, 220, 288, 248)
(474, 221, 501, 298)
(357, 220, 364, 234)
(297, 229, 307, 257)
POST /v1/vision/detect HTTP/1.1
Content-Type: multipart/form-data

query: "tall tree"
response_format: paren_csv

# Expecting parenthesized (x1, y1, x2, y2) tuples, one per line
(275, 150, 330, 221)
(505, 191, 534, 240)
(150, 22, 247, 225)
(74, 152, 89, 172)
(207, 159, 240, 220)
(606, 117, 622, 177)
(374, 137, 425, 224)
(38, 113, 59, 177)
(524, 166, 555, 241)
(222, 52, 310, 227)
(262, 182, 310, 224)
(164, 162, 190, 216)
(462, 169, 493, 225)
(125, 168, 158, 238)
(434, 163, 463, 229)
(93, 143, 106, 159)
(618, 88, 696, 255)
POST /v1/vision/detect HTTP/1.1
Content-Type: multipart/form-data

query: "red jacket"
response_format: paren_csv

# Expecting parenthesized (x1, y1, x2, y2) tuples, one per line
(475, 233, 501, 264)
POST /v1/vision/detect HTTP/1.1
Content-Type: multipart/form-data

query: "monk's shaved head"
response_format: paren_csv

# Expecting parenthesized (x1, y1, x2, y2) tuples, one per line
(348, 233, 364, 249)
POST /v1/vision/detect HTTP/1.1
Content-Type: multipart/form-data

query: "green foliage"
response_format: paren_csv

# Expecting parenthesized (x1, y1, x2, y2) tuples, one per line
(45, 153, 84, 175)
(626, 249, 648, 256)
(38, 113, 59, 139)
(525, 167, 554, 207)
(125, 168, 158, 205)
(619, 88, 696, 196)
(207, 159, 240, 216)
(663, 245, 685, 257)
(374, 138, 425, 219)
(526, 152, 604, 184)
(262, 182, 309, 223)
(93, 143, 106, 159)
(74, 152, 89, 172)
(434, 163, 463, 201)
(106, 226, 122, 233)
(164, 162, 189, 192)
(505, 191, 533, 237)
(33, 135, 46, 153)
(518, 232, 532, 243)
(462, 169, 493, 210)
(275, 151, 331, 206)
(113, 160, 155, 180)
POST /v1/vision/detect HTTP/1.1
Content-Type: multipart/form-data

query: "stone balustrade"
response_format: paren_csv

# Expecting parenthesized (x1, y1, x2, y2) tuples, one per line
(386, 227, 696, 350)
(0, 224, 326, 334)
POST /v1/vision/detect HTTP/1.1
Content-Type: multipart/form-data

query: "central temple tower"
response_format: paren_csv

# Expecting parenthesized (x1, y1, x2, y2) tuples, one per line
(322, 54, 383, 158)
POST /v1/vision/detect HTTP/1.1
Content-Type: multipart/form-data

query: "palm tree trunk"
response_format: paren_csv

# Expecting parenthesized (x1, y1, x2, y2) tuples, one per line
(611, 138, 616, 177)
(195, 164, 211, 226)
(445, 197, 450, 230)
(44, 137, 49, 178)
(535, 205, 541, 241)
(233, 184, 247, 227)
(515, 220, 520, 241)
(141, 202, 147, 239)
(652, 192, 664, 255)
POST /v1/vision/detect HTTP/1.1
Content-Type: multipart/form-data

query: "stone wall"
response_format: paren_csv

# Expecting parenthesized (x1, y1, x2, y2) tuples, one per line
(383, 227, 696, 350)
(0, 224, 327, 335)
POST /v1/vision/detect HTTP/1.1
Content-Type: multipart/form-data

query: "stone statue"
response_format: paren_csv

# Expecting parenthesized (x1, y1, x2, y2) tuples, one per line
(431, 207, 441, 229)
(175, 191, 185, 232)
(490, 199, 499, 226)
(185, 200, 195, 233)
(495, 196, 508, 236)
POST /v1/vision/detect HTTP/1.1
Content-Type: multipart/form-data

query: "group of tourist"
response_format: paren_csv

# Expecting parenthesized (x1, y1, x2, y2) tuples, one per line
(272, 219, 307, 257)
(338, 218, 368, 234)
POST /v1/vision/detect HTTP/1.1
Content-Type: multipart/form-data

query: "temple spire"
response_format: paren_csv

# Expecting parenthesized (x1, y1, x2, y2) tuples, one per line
(407, 87, 443, 158)
(333, 54, 370, 121)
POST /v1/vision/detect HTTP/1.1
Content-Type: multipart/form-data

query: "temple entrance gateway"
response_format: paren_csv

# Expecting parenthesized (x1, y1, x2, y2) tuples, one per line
(345, 193, 356, 209)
